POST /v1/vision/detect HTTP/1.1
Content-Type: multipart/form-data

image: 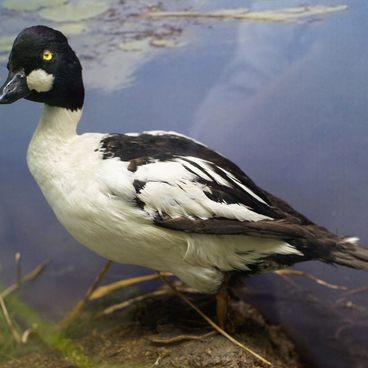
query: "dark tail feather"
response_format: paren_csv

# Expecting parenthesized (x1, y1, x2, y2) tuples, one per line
(331, 237, 368, 270)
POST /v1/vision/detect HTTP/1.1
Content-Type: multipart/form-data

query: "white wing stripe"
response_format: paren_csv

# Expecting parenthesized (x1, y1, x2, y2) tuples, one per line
(183, 156, 232, 187)
(175, 158, 213, 181)
(179, 156, 269, 207)
(217, 167, 269, 205)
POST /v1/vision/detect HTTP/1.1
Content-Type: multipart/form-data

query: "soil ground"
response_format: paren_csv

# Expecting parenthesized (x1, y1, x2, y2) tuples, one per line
(1, 292, 303, 368)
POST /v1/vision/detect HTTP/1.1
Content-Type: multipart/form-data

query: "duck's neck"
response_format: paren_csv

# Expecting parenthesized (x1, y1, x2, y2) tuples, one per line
(33, 104, 82, 140)
(27, 104, 83, 185)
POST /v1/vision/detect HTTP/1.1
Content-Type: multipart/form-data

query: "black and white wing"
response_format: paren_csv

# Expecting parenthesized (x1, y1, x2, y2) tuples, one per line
(98, 131, 319, 241)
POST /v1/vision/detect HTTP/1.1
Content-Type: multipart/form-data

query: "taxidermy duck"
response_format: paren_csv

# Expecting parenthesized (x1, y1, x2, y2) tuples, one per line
(1, 26, 367, 327)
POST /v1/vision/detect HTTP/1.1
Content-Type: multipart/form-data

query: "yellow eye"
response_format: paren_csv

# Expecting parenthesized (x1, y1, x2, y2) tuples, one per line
(42, 50, 53, 61)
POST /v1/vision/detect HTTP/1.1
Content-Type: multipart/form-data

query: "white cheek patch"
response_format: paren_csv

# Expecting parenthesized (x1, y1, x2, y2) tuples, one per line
(26, 69, 55, 93)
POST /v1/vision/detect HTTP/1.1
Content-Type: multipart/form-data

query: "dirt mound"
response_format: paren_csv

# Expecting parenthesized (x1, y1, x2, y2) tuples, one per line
(2, 294, 302, 368)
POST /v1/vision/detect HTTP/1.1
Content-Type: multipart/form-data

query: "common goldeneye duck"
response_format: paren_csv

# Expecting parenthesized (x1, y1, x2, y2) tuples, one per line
(0, 25, 367, 323)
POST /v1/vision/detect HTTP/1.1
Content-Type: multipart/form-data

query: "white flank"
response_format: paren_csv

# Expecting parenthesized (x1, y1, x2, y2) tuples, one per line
(133, 158, 272, 221)
(26, 69, 55, 92)
(137, 178, 272, 222)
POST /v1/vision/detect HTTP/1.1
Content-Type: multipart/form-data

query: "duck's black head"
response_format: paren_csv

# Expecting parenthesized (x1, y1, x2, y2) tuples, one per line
(0, 25, 84, 111)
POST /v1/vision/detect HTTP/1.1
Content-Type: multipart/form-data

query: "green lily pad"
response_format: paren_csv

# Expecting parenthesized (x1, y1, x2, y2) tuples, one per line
(150, 38, 181, 48)
(39, 2, 110, 22)
(119, 39, 151, 52)
(147, 5, 348, 22)
(3, 0, 66, 12)
(58, 23, 88, 35)
(0, 35, 15, 53)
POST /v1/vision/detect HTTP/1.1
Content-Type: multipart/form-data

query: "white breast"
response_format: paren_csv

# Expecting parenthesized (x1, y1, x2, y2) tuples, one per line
(26, 106, 191, 273)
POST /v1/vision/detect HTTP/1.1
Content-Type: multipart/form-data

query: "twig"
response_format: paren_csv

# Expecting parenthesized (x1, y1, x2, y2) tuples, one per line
(21, 328, 34, 344)
(60, 260, 113, 328)
(158, 272, 272, 366)
(334, 321, 368, 339)
(151, 356, 161, 367)
(335, 287, 368, 306)
(273, 271, 301, 290)
(149, 331, 217, 344)
(273, 269, 348, 290)
(98, 289, 170, 317)
(90, 272, 172, 301)
(0, 260, 50, 300)
(15, 252, 22, 288)
(340, 286, 368, 298)
(0, 294, 22, 344)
